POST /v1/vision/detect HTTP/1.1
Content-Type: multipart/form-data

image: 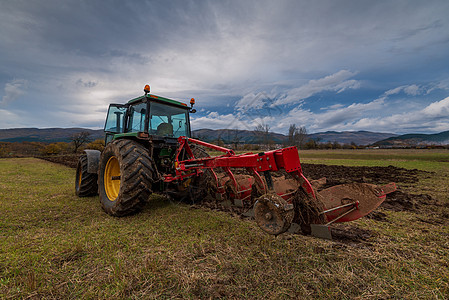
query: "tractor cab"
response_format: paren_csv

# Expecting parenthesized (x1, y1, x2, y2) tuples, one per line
(103, 86, 193, 145)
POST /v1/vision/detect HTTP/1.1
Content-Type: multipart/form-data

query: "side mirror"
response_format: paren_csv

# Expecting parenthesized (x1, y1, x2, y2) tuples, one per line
(190, 109, 196, 113)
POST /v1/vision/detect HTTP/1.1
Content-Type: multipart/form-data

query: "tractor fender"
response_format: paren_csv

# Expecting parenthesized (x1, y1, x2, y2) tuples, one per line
(83, 149, 101, 174)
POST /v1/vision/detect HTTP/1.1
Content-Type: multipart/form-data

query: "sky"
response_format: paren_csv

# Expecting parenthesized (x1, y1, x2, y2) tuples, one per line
(1, 0, 449, 135)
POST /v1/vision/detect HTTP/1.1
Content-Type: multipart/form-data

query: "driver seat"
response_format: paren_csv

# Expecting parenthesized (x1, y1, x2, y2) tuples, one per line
(156, 123, 173, 136)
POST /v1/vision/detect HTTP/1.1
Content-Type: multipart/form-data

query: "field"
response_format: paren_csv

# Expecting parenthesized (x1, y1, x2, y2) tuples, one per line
(1, 149, 449, 299)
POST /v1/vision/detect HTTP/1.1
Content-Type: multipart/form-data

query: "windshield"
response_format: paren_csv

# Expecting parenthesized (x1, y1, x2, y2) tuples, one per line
(149, 101, 190, 138)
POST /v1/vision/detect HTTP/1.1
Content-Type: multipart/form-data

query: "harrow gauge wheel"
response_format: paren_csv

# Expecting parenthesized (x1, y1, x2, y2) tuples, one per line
(254, 193, 295, 235)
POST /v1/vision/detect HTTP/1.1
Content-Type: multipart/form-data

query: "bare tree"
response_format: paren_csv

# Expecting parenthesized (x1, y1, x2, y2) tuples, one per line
(287, 124, 308, 149)
(296, 126, 308, 149)
(288, 124, 298, 146)
(254, 123, 271, 149)
(232, 130, 241, 150)
(70, 131, 92, 153)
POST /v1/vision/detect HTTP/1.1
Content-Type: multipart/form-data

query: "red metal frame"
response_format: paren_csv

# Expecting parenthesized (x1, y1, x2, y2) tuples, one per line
(163, 137, 315, 203)
(161, 137, 394, 226)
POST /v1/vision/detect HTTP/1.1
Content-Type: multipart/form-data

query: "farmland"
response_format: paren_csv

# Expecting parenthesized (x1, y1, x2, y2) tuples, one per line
(1, 149, 449, 299)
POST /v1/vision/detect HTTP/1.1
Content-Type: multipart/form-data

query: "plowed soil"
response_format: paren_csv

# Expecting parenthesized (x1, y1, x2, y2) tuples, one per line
(301, 164, 439, 244)
(301, 163, 436, 213)
(42, 155, 438, 244)
(41, 154, 78, 168)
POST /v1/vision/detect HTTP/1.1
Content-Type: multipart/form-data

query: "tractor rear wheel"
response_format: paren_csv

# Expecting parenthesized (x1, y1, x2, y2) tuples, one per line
(99, 139, 155, 216)
(75, 154, 98, 197)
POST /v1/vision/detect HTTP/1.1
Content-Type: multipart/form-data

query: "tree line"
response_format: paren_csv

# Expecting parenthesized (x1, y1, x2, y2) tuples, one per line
(0, 131, 105, 157)
(202, 124, 389, 150)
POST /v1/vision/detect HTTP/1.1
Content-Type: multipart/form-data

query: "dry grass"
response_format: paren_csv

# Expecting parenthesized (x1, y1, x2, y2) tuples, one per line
(1, 153, 449, 299)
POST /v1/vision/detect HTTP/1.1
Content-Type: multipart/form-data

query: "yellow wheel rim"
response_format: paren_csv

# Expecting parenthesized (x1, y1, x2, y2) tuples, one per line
(104, 156, 120, 201)
(78, 166, 82, 187)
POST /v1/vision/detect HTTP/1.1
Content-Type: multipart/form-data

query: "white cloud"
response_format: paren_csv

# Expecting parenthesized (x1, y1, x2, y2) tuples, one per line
(273, 70, 360, 106)
(403, 84, 420, 96)
(235, 91, 277, 112)
(422, 96, 449, 117)
(236, 92, 267, 111)
(0, 109, 21, 128)
(192, 93, 449, 135)
(318, 98, 385, 127)
(321, 103, 344, 110)
(191, 112, 242, 130)
(329, 96, 449, 133)
(191, 111, 276, 132)
(1, 79, 28, 106)
(384, 86, 404, 96)
(280, 97, 386, 133)
(385, 84, 422, 96)
(426, 80, 449, 94)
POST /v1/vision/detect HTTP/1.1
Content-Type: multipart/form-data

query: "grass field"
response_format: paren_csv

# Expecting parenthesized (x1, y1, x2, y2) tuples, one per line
(300, 149, 449, 172)
(1, 150, 449, 299)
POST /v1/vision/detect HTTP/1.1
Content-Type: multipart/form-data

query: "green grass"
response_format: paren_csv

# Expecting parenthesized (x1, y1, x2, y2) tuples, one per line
(299, 149, 449, 172)
(1, 156, 449, 299)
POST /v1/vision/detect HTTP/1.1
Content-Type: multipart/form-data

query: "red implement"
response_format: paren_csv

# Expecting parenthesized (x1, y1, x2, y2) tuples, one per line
(169, 137, 397, 236)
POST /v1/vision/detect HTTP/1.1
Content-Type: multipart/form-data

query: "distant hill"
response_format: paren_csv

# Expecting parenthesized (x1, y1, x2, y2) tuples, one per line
(374, 131, 449, 146)
(0, 128, 104, 143)
(192, 129, 287, 144)
(307, 131, 397, 145)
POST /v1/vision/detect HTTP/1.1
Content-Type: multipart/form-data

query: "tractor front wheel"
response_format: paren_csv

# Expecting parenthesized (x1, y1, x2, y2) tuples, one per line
(99, 139, 155, 216)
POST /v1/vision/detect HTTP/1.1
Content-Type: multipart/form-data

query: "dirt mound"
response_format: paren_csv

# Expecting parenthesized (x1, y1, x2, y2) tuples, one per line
(331, 223, 375, 245)
(382, 191, 436, 212)
(39, 154, 78, 168)
(365, 211, 389, 222)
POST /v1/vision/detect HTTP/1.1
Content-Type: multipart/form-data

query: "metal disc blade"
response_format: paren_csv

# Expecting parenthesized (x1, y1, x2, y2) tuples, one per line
(317, 183, 395, 223)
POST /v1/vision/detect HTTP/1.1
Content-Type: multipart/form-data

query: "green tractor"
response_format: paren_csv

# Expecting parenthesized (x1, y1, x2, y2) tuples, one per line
(75, 85, 202, 216)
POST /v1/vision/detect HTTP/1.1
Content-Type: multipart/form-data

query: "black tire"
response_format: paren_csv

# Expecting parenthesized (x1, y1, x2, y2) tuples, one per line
(188, 145, 214, 202)
(98, 139, 155, 216)
(75, 154, 98, 197)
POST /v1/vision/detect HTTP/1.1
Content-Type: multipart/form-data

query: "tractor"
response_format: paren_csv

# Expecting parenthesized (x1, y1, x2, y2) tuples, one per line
(75, 85, 396, 239)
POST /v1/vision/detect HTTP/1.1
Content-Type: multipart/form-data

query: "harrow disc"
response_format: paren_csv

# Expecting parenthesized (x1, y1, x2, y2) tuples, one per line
(254, 193, 295, 235)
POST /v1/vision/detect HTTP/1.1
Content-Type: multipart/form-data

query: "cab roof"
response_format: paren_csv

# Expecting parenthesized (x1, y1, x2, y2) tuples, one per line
(127, 94, 189, 109)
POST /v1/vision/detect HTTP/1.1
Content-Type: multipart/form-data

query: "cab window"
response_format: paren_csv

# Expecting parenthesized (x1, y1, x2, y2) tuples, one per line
(104, 105, 127, 133)
(149, 102, 189, 138)
(126, 102, 147, 132)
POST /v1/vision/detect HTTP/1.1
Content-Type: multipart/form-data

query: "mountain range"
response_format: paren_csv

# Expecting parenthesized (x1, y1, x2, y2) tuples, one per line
(373, 131, 449, 146)
(0, 127, 448, 146)
(0, 128, 104, 143)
